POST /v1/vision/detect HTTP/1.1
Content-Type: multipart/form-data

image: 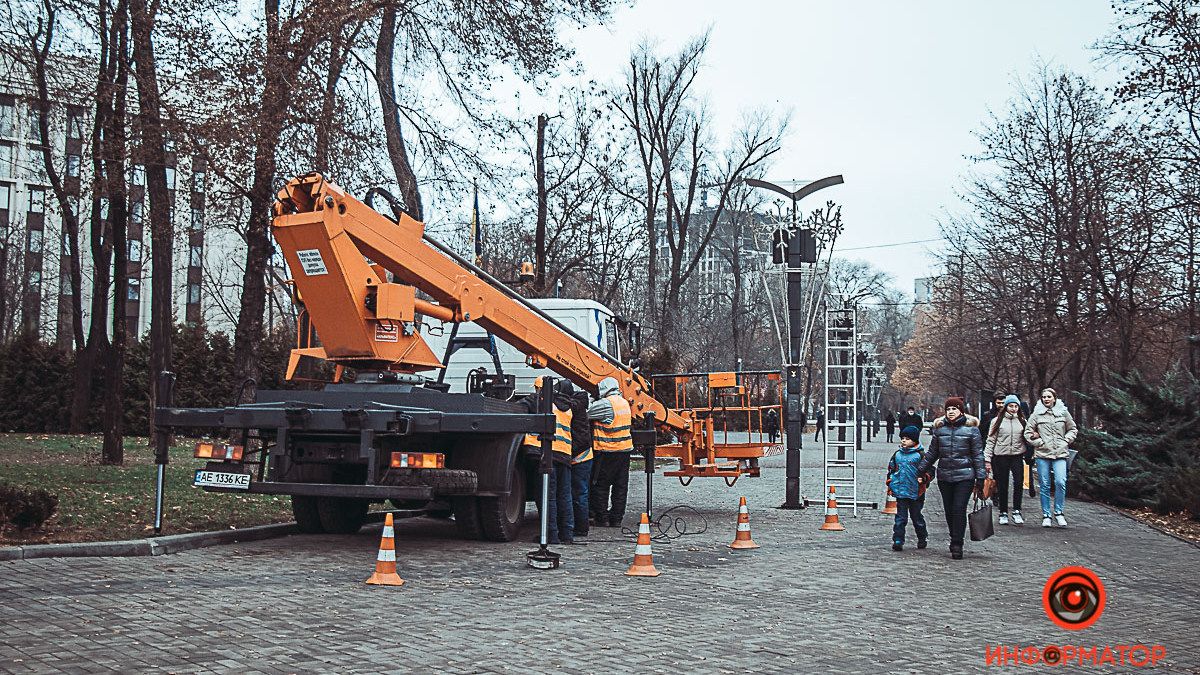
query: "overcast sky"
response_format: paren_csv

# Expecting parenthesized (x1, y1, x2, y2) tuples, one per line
(562, 1, 1119, 297)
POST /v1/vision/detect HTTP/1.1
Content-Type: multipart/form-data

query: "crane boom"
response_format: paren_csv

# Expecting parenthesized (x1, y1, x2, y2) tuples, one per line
(270, 173, 690, 433)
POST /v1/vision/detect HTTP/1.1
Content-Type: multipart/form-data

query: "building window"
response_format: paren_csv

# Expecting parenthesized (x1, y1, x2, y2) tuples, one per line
(29, 187, 45, 213)
(131, 164, 144, 186)
(164, 166, 176, 190)
(187, 282, 200, 304)
(29, 270, 41, 288)
(99, 197, 109, 220)
(129, 239, 142, 263)
(192, 170, 205, 193)
(191, 208, 203, 231)
(59, 269, 72, 295)
(27, 228, 42, 253)
(127, 278, 140, 301)
(61, 227, 72, 254)
(0, 182, 10, 210)
(27, 107, 44, 144)
(0, 143, 13, 178)
(0, 100, 13, 137)
(130, 200, 143, 224)
(189, 243, 202, 267)
(67, 109, 84, 140)
(66, 154, 80, 178)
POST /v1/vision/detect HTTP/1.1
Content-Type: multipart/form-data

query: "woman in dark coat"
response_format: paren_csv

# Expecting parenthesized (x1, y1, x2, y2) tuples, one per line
(916, 397, 986, 560)
(885, 412, 897, 443)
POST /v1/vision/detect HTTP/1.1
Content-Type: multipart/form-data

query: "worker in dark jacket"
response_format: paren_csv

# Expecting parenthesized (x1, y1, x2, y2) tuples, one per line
(898, 406, 923, 435)
(568, 385, 593, 541)
(916, 397, 986, 560)
(589, 377, 634, 528)
(519, 377, 577, 545)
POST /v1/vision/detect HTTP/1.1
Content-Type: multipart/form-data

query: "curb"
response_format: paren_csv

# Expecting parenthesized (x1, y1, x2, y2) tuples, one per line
(0, 511, 400, 562)
(1095, 502, 1200, 549)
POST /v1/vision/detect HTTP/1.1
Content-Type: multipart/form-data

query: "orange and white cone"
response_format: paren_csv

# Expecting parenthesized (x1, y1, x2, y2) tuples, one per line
(625, 513, 661, 577)
(365, 513, 405, 586)
(819, 486, 845, 531)
(729, 496, 760, 549)
(882, 491, 898, 515)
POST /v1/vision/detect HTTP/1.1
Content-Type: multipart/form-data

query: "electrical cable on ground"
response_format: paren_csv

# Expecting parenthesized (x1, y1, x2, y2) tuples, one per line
(616, 505, 709, 543)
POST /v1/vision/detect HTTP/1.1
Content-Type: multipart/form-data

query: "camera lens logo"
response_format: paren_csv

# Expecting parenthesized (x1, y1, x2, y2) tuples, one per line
(1043, 566, 1105, 630)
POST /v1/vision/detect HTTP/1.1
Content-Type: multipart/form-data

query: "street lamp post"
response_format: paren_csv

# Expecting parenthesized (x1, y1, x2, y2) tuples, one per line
(744, 175, 844, 510)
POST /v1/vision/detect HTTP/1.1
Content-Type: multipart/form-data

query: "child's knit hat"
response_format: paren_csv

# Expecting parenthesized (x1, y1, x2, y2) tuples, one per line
(900, 425, 921, 444)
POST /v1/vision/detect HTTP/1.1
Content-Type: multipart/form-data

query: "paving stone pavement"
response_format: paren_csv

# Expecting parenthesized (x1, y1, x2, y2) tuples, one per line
(1, 438, 1198, 673)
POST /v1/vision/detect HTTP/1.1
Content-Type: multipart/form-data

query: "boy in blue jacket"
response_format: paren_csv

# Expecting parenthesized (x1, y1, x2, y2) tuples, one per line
(886, 425, 933, 551)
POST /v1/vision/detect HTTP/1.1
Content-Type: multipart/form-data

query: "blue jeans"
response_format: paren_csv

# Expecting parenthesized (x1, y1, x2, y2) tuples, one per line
(571, 460, 592, 536)
(1036, 457, 1068, 517)
(553, 463, 574, 543)
(892, 495, 928, 545)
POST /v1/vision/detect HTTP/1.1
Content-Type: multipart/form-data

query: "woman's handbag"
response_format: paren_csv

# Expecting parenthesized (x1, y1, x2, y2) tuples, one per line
(969, 497, 995, 542)
(982, 477, 997, 499)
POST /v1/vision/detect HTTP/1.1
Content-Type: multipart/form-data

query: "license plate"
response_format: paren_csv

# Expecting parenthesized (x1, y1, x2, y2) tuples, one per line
(194, 469, 251, 490)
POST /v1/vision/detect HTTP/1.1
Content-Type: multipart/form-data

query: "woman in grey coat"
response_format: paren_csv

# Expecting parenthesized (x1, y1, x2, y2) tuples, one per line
(916, 397, 986, 560)
(1024, 388, 1078, 528)
(985, 394, 1029, 526)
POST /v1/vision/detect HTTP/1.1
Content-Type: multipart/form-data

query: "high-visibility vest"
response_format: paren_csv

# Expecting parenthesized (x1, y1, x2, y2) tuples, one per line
(523, 405, 574, 458)
(594, 395, 634, 452)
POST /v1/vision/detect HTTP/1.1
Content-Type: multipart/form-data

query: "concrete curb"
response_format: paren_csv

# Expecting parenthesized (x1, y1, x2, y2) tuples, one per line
(0, 511, 399, 561)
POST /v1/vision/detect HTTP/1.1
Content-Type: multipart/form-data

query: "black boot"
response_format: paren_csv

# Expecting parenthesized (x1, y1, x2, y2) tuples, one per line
(950, 543, 963, 560)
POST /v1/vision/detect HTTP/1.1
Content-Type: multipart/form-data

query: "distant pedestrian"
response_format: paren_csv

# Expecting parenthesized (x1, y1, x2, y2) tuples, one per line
(916, 397, 986, 560)
(885, 412, 897, 443)
(979, 390, 1006, 442)
(984, 394, 1029, 526)
(886, 425, 932, 551)
(898, 406, 923, 436)
(765, 407, 780, 444)
(814, 408, 825, 443)
(1024, 388, 1078, 528)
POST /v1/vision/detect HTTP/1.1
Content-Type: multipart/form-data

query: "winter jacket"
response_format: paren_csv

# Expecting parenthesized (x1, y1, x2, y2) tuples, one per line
(898, 412, 923, 431)
(887, 444, 932, 500)
(569, 390, 593, 464)
(1024, 400, 1078, 460)
(587, 377, 621, 424)
(979, 408, 1001, 441)
(916, 414, 986, 483)
(885, 414, 896, 432)
(984, 412, 1027, 462)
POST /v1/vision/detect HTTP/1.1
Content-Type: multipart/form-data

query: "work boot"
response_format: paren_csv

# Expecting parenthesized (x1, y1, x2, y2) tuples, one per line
(950, 544, 963, 560)
(609, 516, 623, 528)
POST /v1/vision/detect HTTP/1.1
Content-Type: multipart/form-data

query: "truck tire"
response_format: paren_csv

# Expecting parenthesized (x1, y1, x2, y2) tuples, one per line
(479, 465, 526, 542)
(451, 497, 484, 540)
(292, 495, 325, 534)
(382, 468, 478, 496)
(317, 497, 368, 534)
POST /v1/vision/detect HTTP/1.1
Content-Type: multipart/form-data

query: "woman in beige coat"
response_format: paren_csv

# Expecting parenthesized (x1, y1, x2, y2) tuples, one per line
(984, 394, 1028, 525)
(1023, 388, 1078, 528)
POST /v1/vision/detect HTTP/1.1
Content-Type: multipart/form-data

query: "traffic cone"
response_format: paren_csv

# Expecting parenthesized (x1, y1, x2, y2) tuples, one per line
(625, 513, 661, 577)
(729, 496, 760, 549)
(819, 486, 845, 531)
(882, 491, 898, 515)
(365, 513, 405, 586)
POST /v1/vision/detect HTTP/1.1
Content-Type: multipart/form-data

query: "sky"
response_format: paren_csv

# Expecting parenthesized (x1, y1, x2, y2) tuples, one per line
(560, 0, 1120, 297)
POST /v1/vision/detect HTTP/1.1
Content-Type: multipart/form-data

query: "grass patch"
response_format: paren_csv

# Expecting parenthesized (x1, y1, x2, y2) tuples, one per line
(0, 433, 294, 544)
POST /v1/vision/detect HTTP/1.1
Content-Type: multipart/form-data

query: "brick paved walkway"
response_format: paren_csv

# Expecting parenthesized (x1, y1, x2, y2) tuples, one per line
(1, 439, 1197, 673)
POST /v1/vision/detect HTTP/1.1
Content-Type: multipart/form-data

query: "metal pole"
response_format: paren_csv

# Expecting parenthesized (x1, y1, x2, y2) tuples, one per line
(152, 371, 175, 536)
(643, 412, 656, 520)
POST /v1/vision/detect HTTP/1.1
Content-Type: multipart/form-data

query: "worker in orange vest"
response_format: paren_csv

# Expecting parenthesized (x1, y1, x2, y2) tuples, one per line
(521, 377, 576, 544)
(588, 376, 634, 528)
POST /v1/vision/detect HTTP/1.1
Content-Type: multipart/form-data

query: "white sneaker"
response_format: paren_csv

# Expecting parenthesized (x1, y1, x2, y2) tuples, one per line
(1011, 511, 1025, 525)
(998, 512, 1009, 525)
(1042, 517, 1052, 528)
(1055, 513, 1067, 527)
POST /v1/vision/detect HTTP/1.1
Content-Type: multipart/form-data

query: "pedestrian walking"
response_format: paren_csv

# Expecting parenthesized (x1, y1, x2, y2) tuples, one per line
(588, 377, 634, 528)
(886, 425, 932, 551)
(898, 406, 923, 436)
(885, 412, 897, 443)
(984, 394, 1029, 525)
(765, 407, 780, 444)
(978, 390, 1007, 441)
(1024, 388, 1078, 528)
(916, 397, 986, 560)
(813, 408, 825, 443)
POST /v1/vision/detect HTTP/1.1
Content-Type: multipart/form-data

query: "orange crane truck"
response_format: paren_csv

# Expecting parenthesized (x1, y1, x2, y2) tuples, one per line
(155, 174, 772, 540)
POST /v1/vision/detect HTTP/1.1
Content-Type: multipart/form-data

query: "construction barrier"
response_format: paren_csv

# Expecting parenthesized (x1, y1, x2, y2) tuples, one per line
(819, 485, 845, 532)
(882, 491, 898, 515)
(625, 513, 661, 577)
(729, 496, 760, 549)
(365, 513, 405, 586)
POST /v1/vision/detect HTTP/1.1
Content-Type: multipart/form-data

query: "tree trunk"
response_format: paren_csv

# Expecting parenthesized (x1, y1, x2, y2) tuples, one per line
(374, 7, 422, 220)
(535, 114, 547, 295)
(102, 10, 130, 466)
(129, 0, 173, 439)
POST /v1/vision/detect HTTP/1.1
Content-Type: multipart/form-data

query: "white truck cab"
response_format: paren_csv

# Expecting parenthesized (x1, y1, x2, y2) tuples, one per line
(422, 297, 623, 397)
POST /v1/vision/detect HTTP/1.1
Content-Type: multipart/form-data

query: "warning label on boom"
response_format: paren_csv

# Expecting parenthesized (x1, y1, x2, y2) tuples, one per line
(296, 249, 328, 276)
(375, 323, 399, 343)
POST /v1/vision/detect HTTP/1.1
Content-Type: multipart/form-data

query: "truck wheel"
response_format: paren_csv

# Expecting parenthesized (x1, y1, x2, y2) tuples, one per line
(317, 497, 368, 534)
(382, 468, 478, 496)
(451, 497, 483, 540)
(292, 495, 325, 533)
(479, 466, 526, 542)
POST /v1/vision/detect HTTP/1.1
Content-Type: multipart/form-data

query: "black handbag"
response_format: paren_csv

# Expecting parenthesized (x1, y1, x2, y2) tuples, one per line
(968, 497, 995, 542)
